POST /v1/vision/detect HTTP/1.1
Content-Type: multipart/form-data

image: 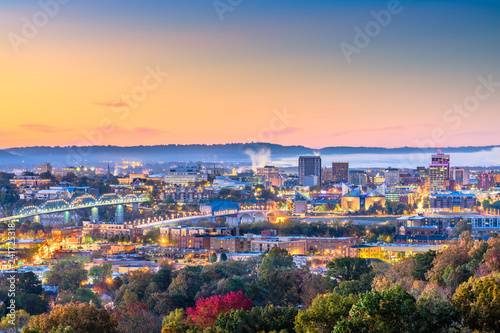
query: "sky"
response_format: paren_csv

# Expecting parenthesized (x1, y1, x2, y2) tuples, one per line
(1, 0, 500, 149)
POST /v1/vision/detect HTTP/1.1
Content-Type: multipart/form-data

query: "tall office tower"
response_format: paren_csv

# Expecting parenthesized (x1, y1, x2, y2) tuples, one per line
(332, 162, 349, 183)
(322, 168, 333, 183)
(451, 168, 470, 186)
(384, 168, 400, 186)
(298, 156, 321, 186)
(429, 150, 450, 192)
(349, 170, 368, 187)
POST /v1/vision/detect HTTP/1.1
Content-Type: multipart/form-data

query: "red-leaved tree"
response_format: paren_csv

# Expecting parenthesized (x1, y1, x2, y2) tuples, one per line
(186, 291, 252, 328)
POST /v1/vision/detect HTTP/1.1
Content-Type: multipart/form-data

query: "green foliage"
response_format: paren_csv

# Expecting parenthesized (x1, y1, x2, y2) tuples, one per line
(0, 309, 30, 333)
(143, 228, 160, 244)
(326, 257, 372, 287)
(239, 219, 366, 238)
(295, 293, 357, 333)
(58, 288, 102, 307)
(47, 260, 88, 292)
(411, 250, 437, 281)
(89, 263, 112, 284)
(154, 265, 173, 292)
(216, 305, 298, 333)
(414, 289, 458, 333)
(18, 273, 43, 295)
(333, 286, 417, 333)
(161, 309, 189, 333)
(23, 302, 118, 333)
(453, 275, 500, 333)
(258, 247, 295, 276)
(452, 219, 472, 237)
(15, 293, 49, 316)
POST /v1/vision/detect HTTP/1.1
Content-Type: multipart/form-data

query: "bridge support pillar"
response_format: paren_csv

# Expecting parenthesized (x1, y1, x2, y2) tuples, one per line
(132, 203, 139, 212)
(115, 205, 124, 224)
(64, 211, 70, 223)
(91, 207, 99, 221)
(34, 215, 40, 224)
(226, 215, 238, 227)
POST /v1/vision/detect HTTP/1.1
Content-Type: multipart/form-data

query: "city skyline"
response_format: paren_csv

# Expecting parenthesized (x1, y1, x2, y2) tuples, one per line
(1, 0, 500, 149)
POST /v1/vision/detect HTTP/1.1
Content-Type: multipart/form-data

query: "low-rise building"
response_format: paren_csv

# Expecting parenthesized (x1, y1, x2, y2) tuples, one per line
(210, 236, 252, 252)
(83, 221, 143, 238)
(429, 191, 476, 212)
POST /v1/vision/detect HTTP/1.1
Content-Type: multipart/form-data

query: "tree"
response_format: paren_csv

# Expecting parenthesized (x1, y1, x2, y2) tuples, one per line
(333, 286, 417, 333)
(153, 265, 173, 292)
(258, 247, 295, 276)
(161, 309, 189, 333)
(295, 293, 357, 333)
(29, 223, 44, 234)
(414, 288, 458, 333)
(453, 275, 500, 333)
(58, 288, 102, 307)
(18, 273, 43, 295)
(0, 309, 30, 333)
(411, 250, 437, 281)
(217, 305, 298, 333)
(452, 219, 472, 237)
(143, 228, 160, 244)
(185, 291, 252, 328)
(23, 302, 118, 333)
(114, 300, 161, 333)
(16, 293, 49, 316)
(426, 240, 472, 284)
(89, 263, 112, 284)
(256, 268, 299, 306)
(115, 269, 156, 305)
(326, 257, 372, 286)
(46, 260, 88, 292)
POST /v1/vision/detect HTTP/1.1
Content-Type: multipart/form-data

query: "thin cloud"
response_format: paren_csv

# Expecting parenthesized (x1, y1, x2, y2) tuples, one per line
(113, 126, 165, 137)
(92, 101, 129, 108)
(20, 124, 70, 133)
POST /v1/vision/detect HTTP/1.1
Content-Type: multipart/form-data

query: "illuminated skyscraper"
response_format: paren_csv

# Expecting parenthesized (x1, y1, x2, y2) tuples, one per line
(429, 150, 450, 192)
(332, 162, 349, 183)
(299, 156, 321, 186)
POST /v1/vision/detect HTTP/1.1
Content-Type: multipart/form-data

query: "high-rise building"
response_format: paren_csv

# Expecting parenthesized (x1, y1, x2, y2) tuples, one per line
(349, 170, 367, 187)
(429, 151, 450, 192)
(37, 163, 52, 174)
(256, 166, 282, 187)
(322, 168, 333, 183)
(332, 162, 349, 183)
(384, 168, 400, 186)
(451, 168, 470, 186)
(416, 167, 427, 182)
(298, 156, 321, 186)
(256, 166, 279, 181)
(478, 173, 496, 190)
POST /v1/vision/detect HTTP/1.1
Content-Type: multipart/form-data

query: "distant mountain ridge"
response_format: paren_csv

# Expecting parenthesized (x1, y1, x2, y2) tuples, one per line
(0, 143, 498, 169)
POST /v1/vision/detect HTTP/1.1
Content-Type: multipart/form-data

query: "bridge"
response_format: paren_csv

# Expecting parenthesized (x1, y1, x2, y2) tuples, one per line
(0, 193, 148, 223)
(133, 208, 273, 229)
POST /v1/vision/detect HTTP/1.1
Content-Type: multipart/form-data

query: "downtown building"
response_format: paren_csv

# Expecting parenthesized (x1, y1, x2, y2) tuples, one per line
(164, 167, 208, 186)
(332, 162, 349, 183)
(396, 214, 500, 243)
(429, 151, 450, 192)
(298, 156, 321, 186)
(429, 191, 476, 212)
